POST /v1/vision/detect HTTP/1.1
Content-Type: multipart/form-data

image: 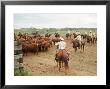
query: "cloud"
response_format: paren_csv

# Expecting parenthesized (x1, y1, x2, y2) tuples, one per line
(14, 13, 97, 28)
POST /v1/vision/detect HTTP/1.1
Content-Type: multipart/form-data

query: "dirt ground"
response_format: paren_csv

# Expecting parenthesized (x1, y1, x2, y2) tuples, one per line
(23, 37, 97, 76)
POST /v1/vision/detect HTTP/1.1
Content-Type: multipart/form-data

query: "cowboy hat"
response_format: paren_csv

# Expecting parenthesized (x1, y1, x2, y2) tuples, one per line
(60, 37, 64, 41)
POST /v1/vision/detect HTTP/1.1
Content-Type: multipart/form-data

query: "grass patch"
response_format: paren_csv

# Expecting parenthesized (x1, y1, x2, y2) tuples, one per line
(14, 68, 32, 76)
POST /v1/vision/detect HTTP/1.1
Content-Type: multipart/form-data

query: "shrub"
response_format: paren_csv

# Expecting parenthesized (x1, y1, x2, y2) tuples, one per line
(14, 68, 32, 76)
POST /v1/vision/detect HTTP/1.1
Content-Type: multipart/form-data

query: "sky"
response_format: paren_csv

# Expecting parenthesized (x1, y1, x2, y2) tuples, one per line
(14, 13, 97, 29)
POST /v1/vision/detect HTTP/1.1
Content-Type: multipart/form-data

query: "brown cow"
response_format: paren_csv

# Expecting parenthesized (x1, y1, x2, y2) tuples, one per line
(52, 38, 60, 45)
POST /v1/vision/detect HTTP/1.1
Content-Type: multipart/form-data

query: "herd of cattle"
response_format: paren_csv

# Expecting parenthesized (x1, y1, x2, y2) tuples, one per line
(14, 31, 97, 56)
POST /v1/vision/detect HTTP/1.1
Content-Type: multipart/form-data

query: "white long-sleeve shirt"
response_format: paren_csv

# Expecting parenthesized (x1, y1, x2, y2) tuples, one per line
(55, 41, 66, 49)
(76, 35, 81, 41)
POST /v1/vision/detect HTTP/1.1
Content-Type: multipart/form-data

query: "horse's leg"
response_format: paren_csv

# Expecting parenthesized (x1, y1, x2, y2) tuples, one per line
(55, 54, 58, 67)
(91, 38, 92, 45)
(23, 52, 24, 56)
(59, 61, 61, 72)
(75, 47, 77, 52)
(92, 38, 94, 44)
(83, 44, 84, 52)
(79, 43, 80, 49)
(26, 51, 27, 56)
(95, 38, 97, 44)
(89, 41, 91, 45)
(36, 48, 38, 55)
(51, 42, 52, 47)
(34, 51, 35, 55)
(89, 40, 91, 45)
(64, 60, 69, 75)
(81, 44, 83, 50)
(57, 62, 58, 67)
(61, 61, 64, 67)
(61, 61, 62, 67)
(94, 38, 96, 44)
(91, 38, 93, 44)
(45, 47, 47, 51)
(80, 43, 82, 49)
(80, 44, 82, 53)
(93, 39, 95, 44)
(91, 40, 92, 45)
(33, 49, 35, 55)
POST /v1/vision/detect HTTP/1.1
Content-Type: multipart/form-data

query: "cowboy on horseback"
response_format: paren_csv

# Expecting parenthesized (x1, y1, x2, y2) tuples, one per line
(75, 32, 82, 45)
(55, 37, 66, 52)
(55, 37, 69, 60)
(55, 37, 69, 74)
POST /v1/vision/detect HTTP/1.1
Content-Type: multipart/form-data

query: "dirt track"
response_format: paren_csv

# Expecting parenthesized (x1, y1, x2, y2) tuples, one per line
(23, 38, 97, 76)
